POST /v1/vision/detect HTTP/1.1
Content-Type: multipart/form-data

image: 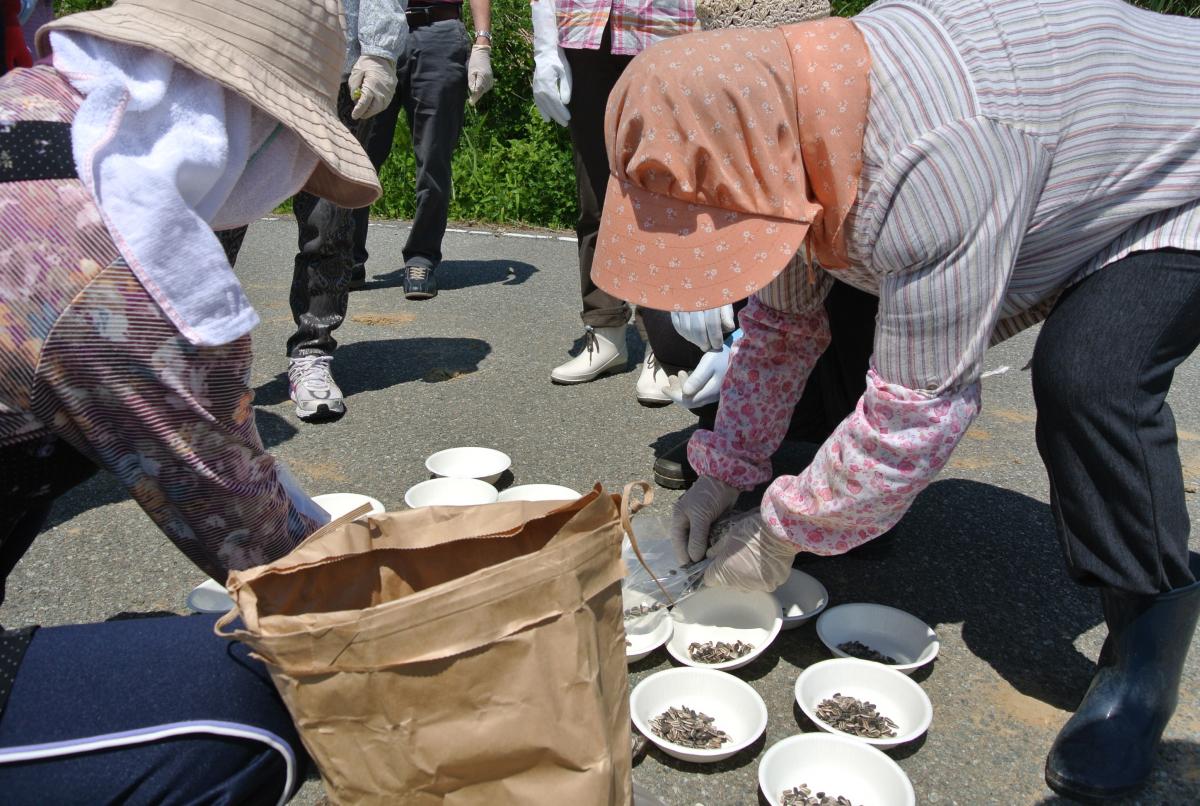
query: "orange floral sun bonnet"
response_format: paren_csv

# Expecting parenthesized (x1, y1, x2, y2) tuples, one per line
(593, 19, 872, 312)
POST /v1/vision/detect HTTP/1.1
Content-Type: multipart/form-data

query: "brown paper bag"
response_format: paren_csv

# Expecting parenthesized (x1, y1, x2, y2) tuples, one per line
(216, 482, 653, 805)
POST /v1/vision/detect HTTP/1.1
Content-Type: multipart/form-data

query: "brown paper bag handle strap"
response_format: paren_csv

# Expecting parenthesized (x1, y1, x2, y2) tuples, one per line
(214, 502, 374, 641)
(620, 481, 675, 606)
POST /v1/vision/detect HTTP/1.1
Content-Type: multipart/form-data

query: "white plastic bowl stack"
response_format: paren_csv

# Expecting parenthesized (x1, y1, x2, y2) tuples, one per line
(666, 587, 782, 671)
(424, 447, 512, 485)
(631, 667, 768, 763)
(497, 484, 581, 502)
(795, 658, 933, 750)
(758, 733, 916, 806)
(404, 477, 499, 508)
(815, 603, 940, 674)
(773, 568, 829, 630)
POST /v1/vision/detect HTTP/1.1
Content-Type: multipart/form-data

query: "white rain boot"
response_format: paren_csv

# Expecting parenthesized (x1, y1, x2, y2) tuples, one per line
(635, 346, 672, 406)
(550, 325, 629, 384)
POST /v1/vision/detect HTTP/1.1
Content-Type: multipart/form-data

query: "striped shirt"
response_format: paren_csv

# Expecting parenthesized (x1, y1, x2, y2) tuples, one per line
(763, 0, 1200, 394)
(555, 0, 698, 55)
(694, 0, 1200, 553)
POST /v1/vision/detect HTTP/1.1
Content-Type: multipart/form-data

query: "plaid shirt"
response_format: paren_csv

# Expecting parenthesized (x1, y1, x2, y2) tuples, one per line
(555, 0, 697, 56)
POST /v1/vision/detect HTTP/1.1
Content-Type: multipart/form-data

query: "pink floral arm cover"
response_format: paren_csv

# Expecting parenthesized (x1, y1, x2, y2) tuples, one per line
(689, 297, 832, 491)
(761, 369, 981, 554)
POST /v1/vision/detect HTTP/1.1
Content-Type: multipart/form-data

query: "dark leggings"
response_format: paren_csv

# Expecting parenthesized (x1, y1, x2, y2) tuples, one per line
(642, 281, 880, 440)
(1033, 248, 1200, 596)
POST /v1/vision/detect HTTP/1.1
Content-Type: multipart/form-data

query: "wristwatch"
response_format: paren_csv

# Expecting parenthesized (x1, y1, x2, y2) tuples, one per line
(474, 30, 492, 42)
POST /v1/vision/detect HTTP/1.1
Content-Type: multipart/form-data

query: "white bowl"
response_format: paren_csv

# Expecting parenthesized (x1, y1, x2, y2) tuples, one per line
(666, 587, 782, 671)
(630, 667, 768, 763)
(186, 577, 234, 614)
(424, 447, 511, 484)
(497, 484, 581, 503)
(404, 477, 499, 508)
(816, 603, 940, 674)
(773, 568, 829, 630)
(312, 493, 385, 519)
(795, 658, 933, 750)
(758, 733, 916, 806)
(623, 589, 672, 663)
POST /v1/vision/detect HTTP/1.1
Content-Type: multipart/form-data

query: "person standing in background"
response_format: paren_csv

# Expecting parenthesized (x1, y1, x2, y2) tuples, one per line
(217, 0, 408, 423)
(531, 0, 696, 392)
(350, 0, 494, 301)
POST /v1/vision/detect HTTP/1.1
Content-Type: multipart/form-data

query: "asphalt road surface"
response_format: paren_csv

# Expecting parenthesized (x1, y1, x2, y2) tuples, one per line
(3, 217, 1198, 805)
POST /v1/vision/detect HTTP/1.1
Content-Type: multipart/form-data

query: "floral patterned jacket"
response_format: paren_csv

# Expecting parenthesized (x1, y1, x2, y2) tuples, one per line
(0, 66, 321, 580)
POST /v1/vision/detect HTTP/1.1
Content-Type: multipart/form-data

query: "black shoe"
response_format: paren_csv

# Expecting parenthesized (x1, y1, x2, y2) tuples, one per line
(653, 435, 699, 490)
(1045, 554, 1200, 801)
(403, 265, 437, 300)
(348, 263, 367, 291)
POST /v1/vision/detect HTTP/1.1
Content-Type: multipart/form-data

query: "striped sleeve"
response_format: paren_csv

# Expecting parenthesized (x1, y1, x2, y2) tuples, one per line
(871, 117, 1051, 394)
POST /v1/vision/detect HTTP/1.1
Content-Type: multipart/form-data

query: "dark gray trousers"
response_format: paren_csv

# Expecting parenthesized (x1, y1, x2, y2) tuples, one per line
(352, 19, 470, 272)
(216, 83, 374, 358)
(1033, 248, 1200, 596)
(564, 29, 636, 329)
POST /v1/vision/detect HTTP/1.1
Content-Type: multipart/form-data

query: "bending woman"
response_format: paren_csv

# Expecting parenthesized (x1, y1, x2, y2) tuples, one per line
(0, 0, 380, 800)
(592, 0, 1200, 799)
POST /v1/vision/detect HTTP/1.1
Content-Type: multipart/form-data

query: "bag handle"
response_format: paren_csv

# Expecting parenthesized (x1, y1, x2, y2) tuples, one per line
(620, 481, 675, 606)
(214, 502, 374, 640)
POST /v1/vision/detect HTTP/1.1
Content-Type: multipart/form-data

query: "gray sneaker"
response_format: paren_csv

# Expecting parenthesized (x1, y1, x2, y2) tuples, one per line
(287, 355, 345, 421)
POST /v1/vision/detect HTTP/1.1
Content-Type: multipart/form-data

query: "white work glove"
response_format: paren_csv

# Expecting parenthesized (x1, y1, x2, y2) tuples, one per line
(671, 475, 740, 565)
(530, 0, 572, 126)
(348, 54, 398, 120)
(704, 510, 798, 593)
(667, 344, 729, 409)
(467, 44, 494, 106)
(671, 305, 735, 353)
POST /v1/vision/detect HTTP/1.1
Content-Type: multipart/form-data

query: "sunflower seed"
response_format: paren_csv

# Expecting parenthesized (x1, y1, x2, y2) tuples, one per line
(837, 640, 897, 665)
(815, 692, 899, 739)
(780, 784, 856, 806)
(687, 640, 754, 664)
(648, 705, 730, 750)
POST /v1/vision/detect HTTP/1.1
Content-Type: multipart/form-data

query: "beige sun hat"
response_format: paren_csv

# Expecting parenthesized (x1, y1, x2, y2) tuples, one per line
(37, 0, 380, 209)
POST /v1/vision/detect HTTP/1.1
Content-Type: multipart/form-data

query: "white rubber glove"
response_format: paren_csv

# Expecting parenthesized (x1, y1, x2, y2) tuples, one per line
(530, 0, 572, 126)
(666, 346, 728, 409)
(467, 44, 494, 106)
(703, 510, 798, 592)
(671, 305, 735, 353)
(671, 475, 740, 565)
(348, 55, 397, 120)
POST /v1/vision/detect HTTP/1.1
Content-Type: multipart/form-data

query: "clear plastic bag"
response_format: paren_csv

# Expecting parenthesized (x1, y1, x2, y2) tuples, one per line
(622, 510, 711, 608)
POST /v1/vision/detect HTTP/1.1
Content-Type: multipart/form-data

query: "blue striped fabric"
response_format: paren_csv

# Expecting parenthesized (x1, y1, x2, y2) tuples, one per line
(770, 0, 1200, 394)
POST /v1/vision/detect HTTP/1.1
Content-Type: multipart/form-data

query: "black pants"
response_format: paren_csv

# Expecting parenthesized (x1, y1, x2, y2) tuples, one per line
(1033, 248, 1200, 596)
(216, 83, 375, 358)
(641, 282, 880, 440)
(564, 30, 637, 329)
(352, 19, 471, 272)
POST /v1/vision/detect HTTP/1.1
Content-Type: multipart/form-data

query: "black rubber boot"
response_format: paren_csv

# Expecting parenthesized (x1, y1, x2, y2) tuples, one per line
(1045, 555, 1200, 801)
(653, 436, 698, 490)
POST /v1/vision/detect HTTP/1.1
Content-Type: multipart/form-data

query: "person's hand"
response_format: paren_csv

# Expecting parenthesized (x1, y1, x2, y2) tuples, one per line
(467, 44, 494, 106)
(666, 345, 728, 409)
(348, 55, 397, 120)
(671, 305, 735, 352)
(530, 0, 572, 126)
(703, 509, 797, 592)
(671, 475, 740, 565)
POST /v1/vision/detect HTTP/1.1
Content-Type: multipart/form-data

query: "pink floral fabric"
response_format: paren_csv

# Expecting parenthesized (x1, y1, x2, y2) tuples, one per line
(760, 368, 980, 554)
(689, 294, 982, 557)
(689, 296, 832, 488)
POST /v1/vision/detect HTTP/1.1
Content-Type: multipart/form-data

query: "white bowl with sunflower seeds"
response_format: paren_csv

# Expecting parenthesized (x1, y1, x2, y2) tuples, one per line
(623, 588, 672, 663)
(758, 733, 916, 806)
(815, 602, 939, 674)
(666, 586, 782, 671)
(630, 667, 768, 763)
(794, 658, 932, 750)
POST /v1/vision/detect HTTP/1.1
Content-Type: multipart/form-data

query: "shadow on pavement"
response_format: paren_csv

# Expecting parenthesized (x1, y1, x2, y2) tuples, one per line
(778, 478, 1099, 712)
(363, 259, 537, 291)
(254, 337, 493, 406)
